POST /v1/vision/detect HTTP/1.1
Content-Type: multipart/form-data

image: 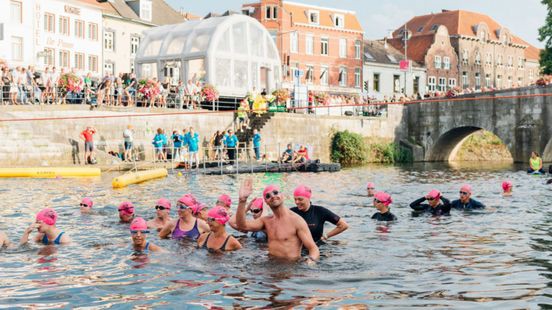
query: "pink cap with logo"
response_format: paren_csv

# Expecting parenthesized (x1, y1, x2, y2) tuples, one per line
(178, 194, 197, 207)
(502, 181, 513, 191)
(217, 194, 232, 208)
(207, 206, 230, 225)
(427, 189, 441, 200)
(374, 192, 393, 206)
(190, 203, 208, 215)
(156, 198, 171, 210)
(129, 217, 148, 231)
(251, 197, 264, 210)
(36, 208, 57, 226)
(118, 201, 135, 215)
(293, 185, 312, 199)
(81, 197, 93, 208)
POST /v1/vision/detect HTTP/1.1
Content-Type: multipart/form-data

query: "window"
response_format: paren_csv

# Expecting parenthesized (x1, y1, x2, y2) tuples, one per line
(339, 38, 347, 58)
(414, 76, 420, 94)
(434, 56, 441, 69)
(443, 56, 450, 70)
(308, 10, 319, 25)
(333, 14, 344, 28)
(339, 67, 347, 87)
(74, 20, 84, 39)
(475, 52, 481, 65)
(428, 76, 436, 91)
(59, 50, 69, 68)
(496, 75, 502, 88)
(290, 31, 298, 53)
(373, 73, 380, 92)
(354, 40, 361, 59)
(44, 13, 55, 32)
(306, 65, 314, 83)
(462, 49, 468, 65)
(485, 74, 491, 87)
(265, 6, 278, 20)
(321, 38, 328, 56)
(507, 56, 513, 68)
(354, 68, 361, 88)
(104, 31, 114, 52)
(104, 62, 114, 75)
(44, 48, 54, 66)
(486, 53, 492, 66)
(448, 78, 456, 89)
(507, 76, 512, 88)
(272, 6, 278, 19)
(320, 66, 328, 85)
(88, 23, 98, 41)
(305, 34, 313, 55)
(74, 52, 84, 70)
(497, 55, 503, 67)
(10, 1, 22, 24)
(480, 30, 486, 41)
(529, 70, 534, 81)
(88, 55, 98, 72)
(131, 36, 140, 56)
(417, 26, 424, 32)
(393, 75, 400, 92)
(140, 0, 152, 22)
(430, 24, 438, 31)
(462, 72, 468, 88)
(518, 76, 523, 86)
(518, 57, 524, 69)
(475, 73, 481, 89)
(438, 77, 446, 91)
(11, 36, 22, 61)
(59, 16, 70, 36)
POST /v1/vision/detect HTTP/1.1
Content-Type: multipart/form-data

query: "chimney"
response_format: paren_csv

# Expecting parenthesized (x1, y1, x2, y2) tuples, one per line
(383, 37, 388, 49)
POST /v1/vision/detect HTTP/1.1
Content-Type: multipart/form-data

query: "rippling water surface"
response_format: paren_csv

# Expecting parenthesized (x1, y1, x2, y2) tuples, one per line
(0, 163, 551, 308)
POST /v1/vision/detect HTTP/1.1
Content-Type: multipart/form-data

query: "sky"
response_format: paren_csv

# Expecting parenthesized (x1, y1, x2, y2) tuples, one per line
(166, 0, 546, 48)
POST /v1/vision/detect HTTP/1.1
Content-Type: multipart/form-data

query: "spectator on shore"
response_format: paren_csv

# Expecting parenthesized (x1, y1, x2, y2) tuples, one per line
(185, 127, 200, 168)
(280, 143, 294, 163)
(123, 125, 134, 162)
(293, 145, 309, 163)
(172, 130, 184, 161)
(80, 126, 97, 165)
(224, 129, 239, 165)
(253, 129, 261, 161)
(152, 128, 167, 162)
(237, 100, 249, 131)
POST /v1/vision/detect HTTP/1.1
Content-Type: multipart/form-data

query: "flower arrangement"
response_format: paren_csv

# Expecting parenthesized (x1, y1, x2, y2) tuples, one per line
(138, 80, 155, 99)
(272, 88, 290, 104)
(58, 73, 81, 93)
(314, 92, 329, 105)
(201, 84, 219, 102)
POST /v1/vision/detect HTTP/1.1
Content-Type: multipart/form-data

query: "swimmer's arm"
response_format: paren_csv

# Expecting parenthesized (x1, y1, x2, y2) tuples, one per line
(297, 219, 319, 261)
(227, 236, 242, 251)
(20, 223, 38, 245)
(197, 220, 210, 234)
(441, 197, 452, 213)
(197, 233, 208, 248)
(236, 178, 265, 232)
(150, 243, 166, 253)
(59, 234, 71, 245)
(326, 218, 349, 239)
(409, 197, 427, 211)
(158, 220, 175, 239)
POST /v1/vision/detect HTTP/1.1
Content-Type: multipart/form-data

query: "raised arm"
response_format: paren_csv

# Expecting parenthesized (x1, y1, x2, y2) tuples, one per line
(236, 178, 265, 232)
(409, 197, 428, 211)
(20, 223, 38, 245)
(441, 196, 452, 213)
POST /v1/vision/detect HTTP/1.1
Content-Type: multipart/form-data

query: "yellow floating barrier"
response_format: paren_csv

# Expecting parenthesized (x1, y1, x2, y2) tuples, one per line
(0, 167, 101, 178)
(112, 168, 168, 188)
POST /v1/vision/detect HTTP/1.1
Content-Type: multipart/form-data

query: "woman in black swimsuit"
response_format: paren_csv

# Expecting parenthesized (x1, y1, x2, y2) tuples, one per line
(197, 206, 241, 253)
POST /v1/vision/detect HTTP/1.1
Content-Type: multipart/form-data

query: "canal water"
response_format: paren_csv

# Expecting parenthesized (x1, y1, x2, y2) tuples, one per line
(0, 163, 551, 308)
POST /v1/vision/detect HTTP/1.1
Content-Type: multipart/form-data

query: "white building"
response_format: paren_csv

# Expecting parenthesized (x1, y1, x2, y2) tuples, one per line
(0, 0, 40, 66)
(363, 39, 426, 100)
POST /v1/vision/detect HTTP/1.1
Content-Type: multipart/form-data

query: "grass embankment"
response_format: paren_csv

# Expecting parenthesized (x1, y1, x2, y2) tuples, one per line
(452, 130, 512, 162)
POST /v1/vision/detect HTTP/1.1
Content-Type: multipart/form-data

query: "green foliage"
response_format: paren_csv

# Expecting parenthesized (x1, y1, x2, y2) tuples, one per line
(540, 49, 552, 75)
(539, 0, 552, 73)
(330, 131, 366, 166)
(367, 142, 413, 163)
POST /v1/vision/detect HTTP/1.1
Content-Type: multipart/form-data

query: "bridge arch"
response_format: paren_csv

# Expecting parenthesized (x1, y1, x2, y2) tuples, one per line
(426, 126, 513, 162)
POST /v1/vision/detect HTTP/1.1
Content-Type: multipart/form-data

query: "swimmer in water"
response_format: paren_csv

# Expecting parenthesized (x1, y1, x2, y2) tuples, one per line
(20, 208, 71, 245)
(147, 198, 172, 231)
(236, 179, 319, 263)
(0, 231, 10, 248)
(118, 201, 135, 223)
(190, 203, 208, 221)
(159, 194, 209, 240)
(290, 185, 349, 243)
(451, 184, 486, 210)
(197, 206, 242, 252)
(371, 192, 397, 221)
(130, 217, 164, 253)
(248, 198, 268, 242)
(410, 189, 451, 216)
(215, 194, 233, 215)
(502, 181, 513, 196)
(366, 182, 376, 197)
(80, 197, 93, 214)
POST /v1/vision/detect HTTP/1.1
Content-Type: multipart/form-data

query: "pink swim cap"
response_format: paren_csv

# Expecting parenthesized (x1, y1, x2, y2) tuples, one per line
(263, 184, 280, 200)
(217, 194, 232, 208)
(427, 189, 441, 200)
(118, 201, 135, 215)
(293, 185, 312, 199)
(36, 208, 57, 226)
(190, 203, 208, 215)
(366, 182, 375, 189)
(374, 192, 393, 206)
(502, 181, 513, 191)
(460, 184, 472, 194)
(81, 197, 93, 208)
(178, 194, 197, 207)
(129, 217, 148, 231)
(250, 197, 264, 211)
(156, 198, 171, 210)
(207, 206, 230, 225)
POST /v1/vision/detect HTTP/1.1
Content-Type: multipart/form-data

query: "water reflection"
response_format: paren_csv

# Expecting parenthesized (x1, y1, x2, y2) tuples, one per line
(0, 163, 551, 307)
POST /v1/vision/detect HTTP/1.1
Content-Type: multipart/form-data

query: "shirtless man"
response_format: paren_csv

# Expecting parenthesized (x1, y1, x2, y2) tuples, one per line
(236, 178, 319, 263)
(147, 198, 172, 231)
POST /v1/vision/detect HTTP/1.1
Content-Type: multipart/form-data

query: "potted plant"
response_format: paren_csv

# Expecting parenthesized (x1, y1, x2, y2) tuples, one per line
(272, 88, 290, 112)
(201, 84, 219, 102)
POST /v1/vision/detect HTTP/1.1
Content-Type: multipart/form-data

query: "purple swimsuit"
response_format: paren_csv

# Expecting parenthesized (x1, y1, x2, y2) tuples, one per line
(172, 219, 200, 240)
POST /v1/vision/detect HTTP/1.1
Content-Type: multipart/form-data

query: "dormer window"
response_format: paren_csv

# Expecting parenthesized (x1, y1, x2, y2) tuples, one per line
(140, 0, 152, 22)
(308, 10, 319, 25)
(430, 24, 438, 31)
(333, 14, 344, 28)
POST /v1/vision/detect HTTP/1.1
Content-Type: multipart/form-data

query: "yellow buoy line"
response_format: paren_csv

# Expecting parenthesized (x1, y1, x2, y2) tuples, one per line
(112, 168, 168, 188)
(0, 167, 101, 178)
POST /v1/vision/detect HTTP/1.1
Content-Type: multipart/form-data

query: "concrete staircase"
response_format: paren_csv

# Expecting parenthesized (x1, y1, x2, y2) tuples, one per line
(236, 112, 274, 147)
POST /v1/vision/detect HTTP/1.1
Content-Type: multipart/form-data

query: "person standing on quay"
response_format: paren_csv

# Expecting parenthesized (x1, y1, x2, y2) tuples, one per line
(185, 127, 200, 168)
(252, 129, 262, 161)
(225, 129, 239, 165)
(80, 126, 97, 164)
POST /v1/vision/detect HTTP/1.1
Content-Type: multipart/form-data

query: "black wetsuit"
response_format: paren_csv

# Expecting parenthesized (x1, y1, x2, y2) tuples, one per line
(371, 211, 397, 221)
(409, 197, 451, 216)
(451, 198, 485, 210)
(290, 204, 340, 242)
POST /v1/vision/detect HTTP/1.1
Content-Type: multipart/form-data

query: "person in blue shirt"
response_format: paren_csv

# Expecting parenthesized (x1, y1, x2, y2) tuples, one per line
(225, 129, 239, 164)
(252, 129, 261, 161)
(171, 130, 183, 161)
(152, 128, 167, 162)
(185, 127, 200, 168)
(451, 184, 486, 210)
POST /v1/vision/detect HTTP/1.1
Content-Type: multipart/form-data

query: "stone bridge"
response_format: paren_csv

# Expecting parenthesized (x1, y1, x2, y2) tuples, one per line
(397, 85, 552, 163)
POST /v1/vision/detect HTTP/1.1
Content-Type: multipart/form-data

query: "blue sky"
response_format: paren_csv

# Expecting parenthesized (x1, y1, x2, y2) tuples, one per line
(167, 0, 546, 48)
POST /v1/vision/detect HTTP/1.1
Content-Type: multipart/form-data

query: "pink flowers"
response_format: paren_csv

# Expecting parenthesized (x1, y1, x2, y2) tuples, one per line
(201, 84, 219, 102)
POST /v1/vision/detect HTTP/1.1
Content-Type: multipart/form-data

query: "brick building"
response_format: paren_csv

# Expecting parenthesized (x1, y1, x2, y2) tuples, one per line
(390, 10, 540, 91)
(242, 0, 364, 95)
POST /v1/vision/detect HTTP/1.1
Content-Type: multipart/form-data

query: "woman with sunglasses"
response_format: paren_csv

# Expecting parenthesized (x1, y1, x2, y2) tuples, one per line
(450, 184, 486, 210)
(80, 197, 93, 214)
(409, 189, 451, 216)
(197, 206, 242, 252)
(147, 198, 173, 231)
(371, 192, 397, 221)
(159, 194, 209, 240)
(130, 217, 164, 253)
(118, 201, 135, 223)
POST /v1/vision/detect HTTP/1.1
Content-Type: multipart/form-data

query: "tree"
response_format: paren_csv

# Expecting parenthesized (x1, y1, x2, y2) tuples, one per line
(539, 0, 552, 74)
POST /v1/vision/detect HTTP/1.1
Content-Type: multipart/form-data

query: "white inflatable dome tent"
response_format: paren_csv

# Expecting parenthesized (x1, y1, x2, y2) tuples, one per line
(135, 14, 282, 99)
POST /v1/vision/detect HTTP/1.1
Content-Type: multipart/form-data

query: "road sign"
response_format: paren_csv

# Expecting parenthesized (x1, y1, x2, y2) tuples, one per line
(294, 70, 304, 78)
